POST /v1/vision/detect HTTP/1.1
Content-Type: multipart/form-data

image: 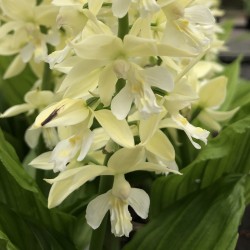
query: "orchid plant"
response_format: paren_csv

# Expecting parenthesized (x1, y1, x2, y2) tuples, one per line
(0, 0, 249, 250)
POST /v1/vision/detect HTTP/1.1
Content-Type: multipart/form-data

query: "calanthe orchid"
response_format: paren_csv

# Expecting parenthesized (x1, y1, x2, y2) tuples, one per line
(44, 146, 180, 236)
(161, 0, 215, 51)
(0, 0, 238, 246)
(0, 0, 60, 77)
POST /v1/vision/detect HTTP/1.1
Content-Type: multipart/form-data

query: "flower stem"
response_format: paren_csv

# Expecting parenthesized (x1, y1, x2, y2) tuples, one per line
(118, 14, 129, 40)
(89, 154, 114, 250)
(41, 45, 53, 91)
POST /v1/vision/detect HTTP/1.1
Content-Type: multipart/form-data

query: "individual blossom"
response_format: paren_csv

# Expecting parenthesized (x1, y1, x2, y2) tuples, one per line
(0, 89, 58, 148)
(161, 0, 215, 52)
(86, 174, 149, 237)
(0, 0, 60, 78)
(44, 146, 179, 236)
(193, 76, 239, 132)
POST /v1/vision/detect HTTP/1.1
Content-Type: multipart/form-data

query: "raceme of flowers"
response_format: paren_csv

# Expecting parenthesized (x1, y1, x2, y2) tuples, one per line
(0, 0, 237, 237)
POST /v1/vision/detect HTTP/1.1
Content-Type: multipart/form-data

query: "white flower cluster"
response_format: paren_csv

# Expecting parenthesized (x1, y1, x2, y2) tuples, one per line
(0, 0, 237, 237)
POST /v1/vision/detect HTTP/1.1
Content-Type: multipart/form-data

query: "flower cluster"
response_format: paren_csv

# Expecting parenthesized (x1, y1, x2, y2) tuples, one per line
(0, 0, 237, 237)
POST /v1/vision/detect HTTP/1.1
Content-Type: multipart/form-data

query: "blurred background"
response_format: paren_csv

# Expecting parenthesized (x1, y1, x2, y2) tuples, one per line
(220, 0, 250, 79)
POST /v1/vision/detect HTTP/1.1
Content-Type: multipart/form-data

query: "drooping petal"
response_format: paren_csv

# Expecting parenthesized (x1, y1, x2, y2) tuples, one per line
(111, 85, 134, 120)
(77, 130, 94, 161)
(29, 152, 54, 170)
(0, 104, 32, 118)
(128, 188, 150, 219)
(172, 114, 209, 149)
(98, 64, 117, 106)
(112, 0, 131, 18)
(94, 109, 134, 148)
(46, 165, 110, 208)
(3, 54, 26, 79)
(86, 191, 110, 229)
(24, 126, 42, 148)
(145, 130, 175, 161)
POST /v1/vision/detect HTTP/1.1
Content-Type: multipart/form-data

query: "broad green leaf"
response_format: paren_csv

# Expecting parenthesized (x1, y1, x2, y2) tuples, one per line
(0, 128, 77, 235)
(0, 128, 39, 193)
(0, 56, 36, 106)
(220, 57, 241, 111)
(230, 78, 250, 108)
(0, 202, 76, 250)
(124, 175, 249, 250)
(0, 231, 18, 250)
(150, 103, 250, 216)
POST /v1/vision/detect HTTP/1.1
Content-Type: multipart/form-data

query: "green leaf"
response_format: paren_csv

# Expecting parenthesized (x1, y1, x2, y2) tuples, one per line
(0, 231, 18, 250)
(220, 57, 242, 111)
(0, 202, 76, 250)
(0, 127, 79, 238)
(0, 56, 36, 107)
(124, 175, 249, 250)
(150, 103, 250, 216)
(0, 128, 39, 193)
(230, 78, 250, 108)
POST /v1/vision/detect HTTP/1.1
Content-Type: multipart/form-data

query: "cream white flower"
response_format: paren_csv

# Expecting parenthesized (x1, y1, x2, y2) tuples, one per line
(162, 0, 215, 51)
(112, 0, 161, 18)
(50, 129, 93, 172)
(195, 76, 239, 131)
(86, 174, 149, 237)
(0, 89, 54, 118)
(0, 0, 59, 67)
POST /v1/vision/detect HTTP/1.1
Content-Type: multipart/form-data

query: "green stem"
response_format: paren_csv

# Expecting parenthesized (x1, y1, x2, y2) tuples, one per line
(41, 62, 52, 91)
(41, 45, 53, 91)
(89, 154, 114, 250)
(118, 14, 129, 40)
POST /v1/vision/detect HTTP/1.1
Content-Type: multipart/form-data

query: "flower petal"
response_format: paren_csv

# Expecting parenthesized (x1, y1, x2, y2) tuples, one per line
(0, 104, 32, 118)
(86, 191, 110, 229)
(3, 55, 26, 79)
(145, 130, 175, 161)
(34, 98, 89, 127)
(199, 76, 227, 108)
(111, 85, 134, 120)
(29, 152, 54, 170)
(112, 0, 131, 18)
(144, 66, 174, 92)
(128, 188, 150, 219)
(98, 65, 117, 106)
(77, 130, 94, 161)
(94, 109, 134, 148)
(108, 147, 145, 173)
(47, 165, 110, 208)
